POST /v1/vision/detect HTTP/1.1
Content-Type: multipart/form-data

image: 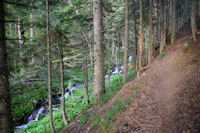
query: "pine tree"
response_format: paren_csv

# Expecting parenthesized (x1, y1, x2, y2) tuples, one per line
(123, 0, 129, 83)
(191, 0, 197, 42)
(93, 0, 105, 104)
(46, 0, 55, 132)
(0, 1, 13, 132)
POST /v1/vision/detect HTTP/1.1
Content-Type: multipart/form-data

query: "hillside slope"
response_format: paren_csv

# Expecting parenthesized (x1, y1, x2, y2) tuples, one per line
(60, 31, 200, 133)
(115, 33, 200, 133)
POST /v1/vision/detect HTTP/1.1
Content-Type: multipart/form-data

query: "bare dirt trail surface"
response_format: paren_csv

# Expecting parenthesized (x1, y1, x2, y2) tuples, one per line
(116, 33, 200, 133)
(60, 28, 200, 133)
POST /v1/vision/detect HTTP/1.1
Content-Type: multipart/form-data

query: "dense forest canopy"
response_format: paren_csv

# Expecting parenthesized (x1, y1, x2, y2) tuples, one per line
(0, 0, 199, 132)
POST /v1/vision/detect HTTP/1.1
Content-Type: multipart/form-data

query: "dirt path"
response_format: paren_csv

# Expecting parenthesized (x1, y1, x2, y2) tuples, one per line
(116, 34, 200, 133)
(60, 28, 200, 133)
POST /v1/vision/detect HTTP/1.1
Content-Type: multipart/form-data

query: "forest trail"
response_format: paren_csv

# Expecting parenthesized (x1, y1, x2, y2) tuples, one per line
(116, 32, 200, 132)
(60, 30, 200, 133)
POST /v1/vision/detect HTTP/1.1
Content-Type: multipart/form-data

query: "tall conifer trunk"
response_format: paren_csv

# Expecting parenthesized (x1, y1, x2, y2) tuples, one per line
(138, 0, 144, 76)
(160, 0, 166, 54)
(191, 0, 197, 42)
(0, 1, 13, 132)
(171, 0, 176, 45)
(46, 0, 55, 132)
(148, 0, 153, 64)
(93, 0, 105, 104)
(123, 0, 129, 83)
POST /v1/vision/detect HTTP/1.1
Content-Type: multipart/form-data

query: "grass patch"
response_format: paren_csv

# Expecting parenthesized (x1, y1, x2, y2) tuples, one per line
(91, 98, 134, 133)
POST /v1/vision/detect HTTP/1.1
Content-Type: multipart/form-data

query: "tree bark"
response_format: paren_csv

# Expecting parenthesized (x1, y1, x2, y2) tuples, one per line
(107, 35, 111, 88)
(17, 18, 25, 75)
(116, 33, 121, 83)
(171, 0, 176, 45)
(83, 39, 90, 104)
(138, 0, 144, 76)
(191, 0, 197, 42)
(148, 0, 153, 64)
(60, 50, 68, 125)
(123, 0, 129, 83)
(153, 0, 159, 45)
(93, 0, 105, 104)
(30, 0, 34, 43)
(160, 0, 166, 53)
(0, 1, 13, 132)
(46, 0, 55, 132)
(132, 11, 137, 68)
(56, 28, 68, 125)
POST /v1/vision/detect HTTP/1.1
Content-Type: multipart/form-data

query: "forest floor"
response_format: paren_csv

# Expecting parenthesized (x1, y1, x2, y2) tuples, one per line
(60, 27, 200, 133)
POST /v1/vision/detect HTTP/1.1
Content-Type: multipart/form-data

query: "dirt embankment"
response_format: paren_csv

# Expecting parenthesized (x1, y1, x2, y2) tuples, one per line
(60, 30, 200, 133)
(116, 34, 200, 133)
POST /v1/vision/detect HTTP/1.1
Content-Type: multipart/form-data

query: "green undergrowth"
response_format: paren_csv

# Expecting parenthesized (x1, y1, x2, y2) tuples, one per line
(91, 87, 137, 133)
(11, 68, 87, 123)
(22, 67, 135, 133)
(11, 83, 47, 121)
(79, 70, 136, 133)
(23, 85, 94, 133)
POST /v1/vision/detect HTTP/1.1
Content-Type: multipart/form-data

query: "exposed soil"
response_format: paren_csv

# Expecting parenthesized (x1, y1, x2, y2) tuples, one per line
(115, 33, 200, 132)
(60, 27, 200, 133)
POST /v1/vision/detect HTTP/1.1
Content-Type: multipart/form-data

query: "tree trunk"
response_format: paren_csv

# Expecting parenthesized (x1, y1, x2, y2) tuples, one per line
(153, 0, 159, 45)
(191, 0, 197, 42)
(46, 0, 55, 132)
(83, 42, 90, 104)
(116, 33, 121, 83)
(88, 32, 94, 68)
(56, 28, 68, 125)
(107, 35, 111, 88)
(60, 48, 68, 125)
(148, 0, 153, 64)
(17, 18, 25, 76)
(138, 0, 144, 76)
(160, 0, 166, 53)
(171, 0, 176, 45)
(123, 0, 129, 83)
(0, 1, 13, 132)
(132, 11, 137, 68)
(93, 0, 105, 104)
(30, 0, 34, 43)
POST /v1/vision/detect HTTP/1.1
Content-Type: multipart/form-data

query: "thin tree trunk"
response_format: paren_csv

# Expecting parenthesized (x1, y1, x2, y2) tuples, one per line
(0, 1, 13, 132)
(116, 33, 121, 83)
(160, 0, 166, 53)
(138, 0, 144, 76)
(191, 0, 197, 42)
(166, 0, 170, 36)
(171, 0, 176, 45)
(107, 35, 111, 88)
(30, 0, 34, 43)
(123, 0, 129, 83)
(132, 11, 136, 67)
(148, 0, 153, 64)
(88, 32, 94, 68)
(56, 28, 68, 125)
(83, 43, 90, 104)
(153, 0, 159, 45)
(17, 18, 25, 75)
(60, 48, 68, 125)
(46, 0, 55, 132)
(93, 0, 105, 104)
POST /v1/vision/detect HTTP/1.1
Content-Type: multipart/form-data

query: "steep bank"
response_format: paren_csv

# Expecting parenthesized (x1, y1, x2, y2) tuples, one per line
(60, 32, 200, 133)
(116, 33, 200, 132)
